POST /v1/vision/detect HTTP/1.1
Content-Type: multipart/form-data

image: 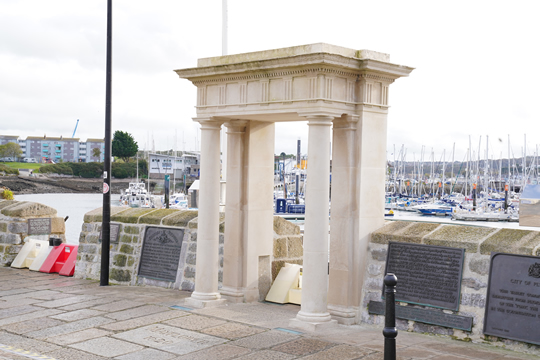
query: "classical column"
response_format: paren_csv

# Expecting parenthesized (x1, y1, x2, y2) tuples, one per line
(186, 118, 226, 308)
(290, 114, 337, 331)
(328, 115, 358, 324)
(220, 121, 247, 302)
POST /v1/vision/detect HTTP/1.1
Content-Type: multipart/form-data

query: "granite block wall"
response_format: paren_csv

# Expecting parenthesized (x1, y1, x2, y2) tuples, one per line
(363, 221, 540, 355)
(0, 200, 66, 266)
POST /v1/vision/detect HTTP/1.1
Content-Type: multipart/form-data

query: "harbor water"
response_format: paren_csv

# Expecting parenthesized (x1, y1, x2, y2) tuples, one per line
(12, 194, 539, 245)
(15, 193, 121, 244)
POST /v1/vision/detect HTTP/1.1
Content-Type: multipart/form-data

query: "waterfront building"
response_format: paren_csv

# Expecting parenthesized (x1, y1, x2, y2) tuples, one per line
(148, 152, 200, 180)
(0, 134, 105, 163)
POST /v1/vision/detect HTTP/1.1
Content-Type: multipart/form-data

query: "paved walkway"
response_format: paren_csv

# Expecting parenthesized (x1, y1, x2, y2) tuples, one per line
(0, 267, 537, 360)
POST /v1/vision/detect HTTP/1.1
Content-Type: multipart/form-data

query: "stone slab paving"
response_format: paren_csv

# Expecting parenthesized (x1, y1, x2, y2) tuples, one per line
(70, 337, 144, 357)
(0, 267, 539, 359)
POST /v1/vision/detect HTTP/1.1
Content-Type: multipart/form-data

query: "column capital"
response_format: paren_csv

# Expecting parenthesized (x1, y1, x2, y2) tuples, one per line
(224, 120, 248, 134)
(193, 117, 224, 130)
(333, 115, 358, 131)
(300, 113, 335, 126)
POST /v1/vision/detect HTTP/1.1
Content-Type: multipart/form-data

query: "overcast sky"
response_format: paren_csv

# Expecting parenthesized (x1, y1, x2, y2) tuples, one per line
(1, 0, 539, 162)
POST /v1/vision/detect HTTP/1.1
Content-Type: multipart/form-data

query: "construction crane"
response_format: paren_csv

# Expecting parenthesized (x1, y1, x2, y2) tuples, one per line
(72, 119, 79, 138)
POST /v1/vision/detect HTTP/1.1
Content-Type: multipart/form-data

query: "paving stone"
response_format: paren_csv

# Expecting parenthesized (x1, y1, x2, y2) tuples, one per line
(175, 344, 251, 360)
(396, 347, 440, 359)
(419, 342, 502, 359)
(425, 355, 469, 360)
(48, 328, 112, 345)
(0, 305, 40, 319)
(8, 290, 73, 301)
(163, 314, 227, 331)
(4, 336, 62, 354)
(0, 308, 63, 327)
(113, 324, 226, 355)
(201, 322, 266, 340)
(57, 297, 118, 311)
(70, 336, 144, 357)
(91, 300, 145, 312)
(0, 298, 42, 308)
(25, 316, 114, 339)
(271, 338, 334, 356)
(298, 344, 372, 359)
(2, 316, 65, 334)
(50, 309, 105, 322)
(359, 352, 411, 360)
(46, 347, 108, 360)
(231, 329, 298, 349)
(235, 349, 296, 359)
(105, 304, 169, 321)
(0, 288, 34, 297)
(35, 295, 99, 308)
(114, 348, 176, 360)
(101, 309, 189, 331)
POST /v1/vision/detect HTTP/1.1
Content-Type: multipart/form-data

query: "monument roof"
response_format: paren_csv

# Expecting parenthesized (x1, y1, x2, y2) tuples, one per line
(197, 43, 390, 67)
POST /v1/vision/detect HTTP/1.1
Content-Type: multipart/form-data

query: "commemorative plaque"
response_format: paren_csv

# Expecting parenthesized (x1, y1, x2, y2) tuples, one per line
(384, 242, 465, 311)
(27, 218, 51, 235)
(484, 253, 540, 345)
(99, 223, 120, 243)
(138, 226, 184, 282)
(368, 301, 473, 331)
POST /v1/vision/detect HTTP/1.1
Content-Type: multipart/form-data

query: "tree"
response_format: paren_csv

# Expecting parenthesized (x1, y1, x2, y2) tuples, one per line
(0, 142, 23, 160)
(92, 147, 102, 159)
(112, 130, 138, 162)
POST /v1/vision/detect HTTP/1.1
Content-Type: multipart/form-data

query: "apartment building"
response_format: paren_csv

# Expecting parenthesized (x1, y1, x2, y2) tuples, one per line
(0, 135, 104, 163)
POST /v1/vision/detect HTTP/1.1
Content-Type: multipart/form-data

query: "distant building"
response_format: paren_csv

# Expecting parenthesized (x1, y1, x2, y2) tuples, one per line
(0, 134, 105, 163)
(84, 139, 105, 163)
(148, 152, 200, 180)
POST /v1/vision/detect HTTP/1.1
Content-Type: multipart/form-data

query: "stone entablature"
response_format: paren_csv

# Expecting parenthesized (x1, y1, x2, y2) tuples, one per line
(0, 200, 65, 265)
(175, 43, 414, 121)
(75, 207, 302, 300)
(363, 221, 540, 355)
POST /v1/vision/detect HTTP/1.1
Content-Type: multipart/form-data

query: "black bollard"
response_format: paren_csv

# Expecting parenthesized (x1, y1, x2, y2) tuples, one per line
(383, 273, 398, 360)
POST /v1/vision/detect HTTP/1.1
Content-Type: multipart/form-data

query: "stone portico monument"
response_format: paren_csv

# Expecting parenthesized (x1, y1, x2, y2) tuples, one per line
(175, 43, 413, 330)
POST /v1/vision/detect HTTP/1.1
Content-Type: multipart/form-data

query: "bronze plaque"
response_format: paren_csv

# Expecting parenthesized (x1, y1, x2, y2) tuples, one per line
(384, 242, 465, 311)
(27, 218, 51, 235)
(368, 301, 473, 331)
(484, 253, 540, 345)
(138, 226, 184, 282)
(99, 223, 120, 243)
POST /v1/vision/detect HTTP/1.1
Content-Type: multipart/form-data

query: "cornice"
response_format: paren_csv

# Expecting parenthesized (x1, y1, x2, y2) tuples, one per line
(175, 52, 413, 84)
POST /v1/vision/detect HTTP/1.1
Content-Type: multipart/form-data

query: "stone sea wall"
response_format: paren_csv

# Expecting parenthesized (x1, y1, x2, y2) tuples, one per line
(75, 207, 302, 296)
(362, 221, 540, 354)
(0, 200, 65, 265)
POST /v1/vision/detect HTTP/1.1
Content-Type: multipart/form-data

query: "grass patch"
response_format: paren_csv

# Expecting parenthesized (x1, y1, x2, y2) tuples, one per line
(0, 162, 41, 171)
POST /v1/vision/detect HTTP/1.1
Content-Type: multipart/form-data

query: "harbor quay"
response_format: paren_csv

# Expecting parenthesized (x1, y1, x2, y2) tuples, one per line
(0, 266, 538, 360)
(2, 43, 540, 359)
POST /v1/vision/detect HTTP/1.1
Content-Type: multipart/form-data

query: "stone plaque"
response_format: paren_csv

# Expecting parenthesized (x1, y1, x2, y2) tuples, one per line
(99, 223, 120, 243)
(113, 324, 226, 355)
(368, 301, 473, 331)
(484, 253, 540, 345)
(138, 226, 184, 282)
(27, 218, 51, 235)
(384, 242, 465, 311)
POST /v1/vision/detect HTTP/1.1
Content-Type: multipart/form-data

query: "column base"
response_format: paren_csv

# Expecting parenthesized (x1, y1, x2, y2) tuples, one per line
(185, 291, 227, 309)
(328, 304, 358, 325)
(288, 318, 338, 332)
(220, 287, 260, 303)
(288, 310, 338, 332)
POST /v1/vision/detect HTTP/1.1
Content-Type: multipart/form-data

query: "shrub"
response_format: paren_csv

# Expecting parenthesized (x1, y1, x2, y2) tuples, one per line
(0, 164, 19, 175)
(38, 164, 73, 176)
(1, 188, 13, 200)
